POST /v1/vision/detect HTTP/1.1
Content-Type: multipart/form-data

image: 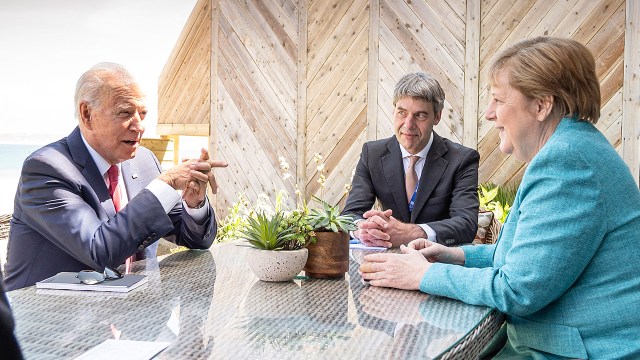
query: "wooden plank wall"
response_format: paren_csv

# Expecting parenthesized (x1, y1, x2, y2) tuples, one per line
(214, 0, 300, 212)
(477, 0, 628, 185)
(157, 0, 638, 218)
(157, 0, 211, 136)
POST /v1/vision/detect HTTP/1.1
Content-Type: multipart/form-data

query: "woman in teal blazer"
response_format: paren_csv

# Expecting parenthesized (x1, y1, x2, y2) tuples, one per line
(359, 36, 640, 359)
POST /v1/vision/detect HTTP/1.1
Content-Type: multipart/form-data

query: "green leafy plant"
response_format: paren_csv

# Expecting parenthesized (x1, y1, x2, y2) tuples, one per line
(241, 211, 304, 251)
(307, 196, 356, 233)
(216, 152, 356, 247)
(216, 193, 250, 243)
(478, 182, 518, 224)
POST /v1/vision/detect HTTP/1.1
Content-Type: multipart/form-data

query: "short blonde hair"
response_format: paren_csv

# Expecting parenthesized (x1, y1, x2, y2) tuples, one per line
(489, 36, 600, 124)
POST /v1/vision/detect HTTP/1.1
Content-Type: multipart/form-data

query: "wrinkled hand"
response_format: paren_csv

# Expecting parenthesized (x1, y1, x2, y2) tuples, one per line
(158, 148, 228, 208)
(359, 245, 430, 290)
(357, 209, 426, 248)
(405, 238, 465, 265)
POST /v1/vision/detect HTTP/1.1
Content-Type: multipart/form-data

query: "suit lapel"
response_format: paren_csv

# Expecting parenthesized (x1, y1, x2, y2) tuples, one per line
(121, 160, 141, 201)
(67, 127, 116, 218)
(382, 139, 411, 222)
(411, 133, 448, 222)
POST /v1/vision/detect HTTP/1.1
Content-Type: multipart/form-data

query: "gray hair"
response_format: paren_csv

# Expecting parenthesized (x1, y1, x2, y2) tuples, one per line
(74, 62, 136, 119)
(393, 72, 445, 114)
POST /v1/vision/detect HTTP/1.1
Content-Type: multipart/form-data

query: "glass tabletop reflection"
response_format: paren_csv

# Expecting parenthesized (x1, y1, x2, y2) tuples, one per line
(8, 242, 493, 359)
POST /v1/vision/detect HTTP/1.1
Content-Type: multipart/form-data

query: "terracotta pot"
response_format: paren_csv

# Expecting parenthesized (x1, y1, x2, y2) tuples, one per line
(304, 231, 349, 279)
(245, 247, 308, 282)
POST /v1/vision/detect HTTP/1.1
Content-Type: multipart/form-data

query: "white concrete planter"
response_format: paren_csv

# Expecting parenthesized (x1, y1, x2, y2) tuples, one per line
(245, 247, 308, 282)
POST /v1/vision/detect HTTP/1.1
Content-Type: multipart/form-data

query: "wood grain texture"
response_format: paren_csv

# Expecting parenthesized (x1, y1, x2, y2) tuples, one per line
(157, 0, 637, 218)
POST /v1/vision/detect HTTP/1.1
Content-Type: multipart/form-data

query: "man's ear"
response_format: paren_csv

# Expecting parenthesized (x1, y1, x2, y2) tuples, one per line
(433, 111, 442, 125)
(79, 103, 93, 129)
(537, 95, 554, 122)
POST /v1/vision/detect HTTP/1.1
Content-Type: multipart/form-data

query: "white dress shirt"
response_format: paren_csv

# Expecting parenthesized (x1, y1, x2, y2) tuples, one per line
(351, 132, 438, 243)
(81, 135, 208, 220)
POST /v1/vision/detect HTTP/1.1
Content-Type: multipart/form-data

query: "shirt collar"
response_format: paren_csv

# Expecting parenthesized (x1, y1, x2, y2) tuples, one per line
(399, 131, 433, 159)
(80, 133, 118, 177)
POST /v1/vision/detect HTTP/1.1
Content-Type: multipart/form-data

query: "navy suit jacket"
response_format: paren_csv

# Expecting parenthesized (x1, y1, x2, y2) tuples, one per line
(4, 127, 216, 290)
(343, 133, 479, 245)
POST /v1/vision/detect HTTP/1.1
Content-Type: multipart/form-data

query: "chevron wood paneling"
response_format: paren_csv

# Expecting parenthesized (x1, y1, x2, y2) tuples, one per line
(158, 0, 211, 136)
(212, 0, 301, 212)
(305, 0, 370, 205)
(376, 0, 466, 144)
(158, 0, 638, 218)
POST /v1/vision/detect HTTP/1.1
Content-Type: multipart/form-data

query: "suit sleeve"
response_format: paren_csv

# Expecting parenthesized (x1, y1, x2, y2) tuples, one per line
(17, 153, 213, 271)
(419, 143, 604, 317)
(342, 143, 376, 221)
(427, 148, 479, 245)
(145, 151, 217, 250)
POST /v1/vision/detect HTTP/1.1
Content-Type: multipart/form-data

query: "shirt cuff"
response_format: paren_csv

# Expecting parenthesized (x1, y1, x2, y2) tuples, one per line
(146, 179, 181, 213)
(350, 219, 364, 239)
(182, 197, 209, 222)
(418, 224, 437, 242)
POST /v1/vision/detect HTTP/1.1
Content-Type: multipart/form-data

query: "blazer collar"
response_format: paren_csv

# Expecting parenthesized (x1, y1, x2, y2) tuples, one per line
(120, 161, 141, 200)
(411, 132, 448, 221)
(66, 127, 142, 217)
(67, 127, 117, 217)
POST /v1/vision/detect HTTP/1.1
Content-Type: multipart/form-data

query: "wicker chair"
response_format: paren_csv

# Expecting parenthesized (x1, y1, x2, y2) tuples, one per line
(484, 216, 502, 245)
(474, 212, 503, 245)
(440, 310, 505, 360)
(0, 214, 11, 242)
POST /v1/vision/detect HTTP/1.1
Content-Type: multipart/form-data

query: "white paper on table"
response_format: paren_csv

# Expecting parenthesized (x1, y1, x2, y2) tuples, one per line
(74, 340, 171, 360)
(349, 243, 387, 251)
(166, 303, 181, 336)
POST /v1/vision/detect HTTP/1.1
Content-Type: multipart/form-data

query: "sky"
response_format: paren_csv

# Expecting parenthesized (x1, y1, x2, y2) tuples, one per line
(0, 0, 198, 144)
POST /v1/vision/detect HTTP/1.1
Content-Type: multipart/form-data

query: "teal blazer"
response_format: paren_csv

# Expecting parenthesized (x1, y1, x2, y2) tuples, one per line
(420, 118, 640, 359)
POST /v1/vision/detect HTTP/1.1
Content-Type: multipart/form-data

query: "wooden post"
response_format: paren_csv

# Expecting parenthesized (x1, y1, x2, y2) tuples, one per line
(623, 0, 640, 186)
(367, 0, 380, 141)
(209, 0, 220, 199)
(463, 0, 480, 149)
(298, 0, 308, 199)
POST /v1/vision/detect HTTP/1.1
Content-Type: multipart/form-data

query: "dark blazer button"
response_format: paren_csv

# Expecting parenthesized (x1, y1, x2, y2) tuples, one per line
(150, 233, 157, 239)
(146, 236, 153, 242)
(138, 245, 145, 251)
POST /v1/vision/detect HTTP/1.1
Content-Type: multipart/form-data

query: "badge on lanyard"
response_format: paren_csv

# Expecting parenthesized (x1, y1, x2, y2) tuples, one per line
(408, 184, 418, 213)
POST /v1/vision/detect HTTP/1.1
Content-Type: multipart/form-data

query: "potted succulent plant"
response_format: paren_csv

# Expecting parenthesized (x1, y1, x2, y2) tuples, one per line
(217, 153, 357, 281)
(304, 196, 356, 279)
(241, 210, 311, 282)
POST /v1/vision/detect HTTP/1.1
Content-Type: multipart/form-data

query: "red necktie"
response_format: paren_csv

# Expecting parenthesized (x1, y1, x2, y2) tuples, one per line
(107, 165, 135, 273)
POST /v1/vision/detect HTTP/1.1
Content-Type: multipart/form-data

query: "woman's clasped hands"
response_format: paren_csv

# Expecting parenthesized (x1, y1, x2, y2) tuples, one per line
(359, 238, 465, 290)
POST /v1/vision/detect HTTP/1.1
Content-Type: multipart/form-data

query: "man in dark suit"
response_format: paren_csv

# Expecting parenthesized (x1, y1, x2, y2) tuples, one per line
(3, 62, 227, 290)
(343, 72, 479, 247)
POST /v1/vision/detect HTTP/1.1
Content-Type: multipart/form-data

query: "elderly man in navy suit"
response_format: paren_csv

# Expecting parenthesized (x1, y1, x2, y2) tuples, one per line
(343, 72, 479, 248)
(4, 62, 227, 290)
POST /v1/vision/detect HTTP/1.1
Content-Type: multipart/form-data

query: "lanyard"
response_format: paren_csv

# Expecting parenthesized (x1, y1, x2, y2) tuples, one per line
(408, 183, 419, 213)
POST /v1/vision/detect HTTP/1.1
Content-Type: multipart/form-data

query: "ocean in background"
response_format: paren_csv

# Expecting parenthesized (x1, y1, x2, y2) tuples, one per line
(0, 143, 44, 214)
(1, 143, 43, 170)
